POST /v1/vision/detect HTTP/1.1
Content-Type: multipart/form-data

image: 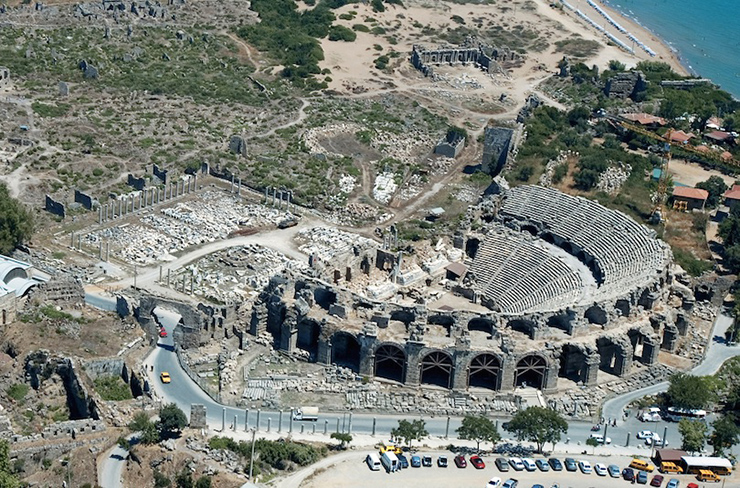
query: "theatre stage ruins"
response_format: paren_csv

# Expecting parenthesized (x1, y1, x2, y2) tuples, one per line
(94, 176, 715, 416)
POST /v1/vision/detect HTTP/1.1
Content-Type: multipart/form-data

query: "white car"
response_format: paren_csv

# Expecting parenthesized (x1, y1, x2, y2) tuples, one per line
(486, 477, 502, 488)
(578, 460, 592, 474)
(508, 457, 525, 471)
(521, 458, 537, 471)
(594, 463, 608, 476)
(589, 433, 612, 444)
(645, 433, 665, 446)
(637, 430, 654, 439)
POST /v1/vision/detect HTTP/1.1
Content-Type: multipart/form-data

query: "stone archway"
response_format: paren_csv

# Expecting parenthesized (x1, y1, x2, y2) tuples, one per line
(420, 351, 453, 388)
(558, 344, 586, 383)
(468, 318, 494, 335)
(296, 319, 321, 359)
(596, 336, 629, 376)
(331, 332, 361, 373)
(374, 344, 405, 383)
(468, 353, 501, 390)
(514, 354, 547, 389)
(508, 319, 535, 339)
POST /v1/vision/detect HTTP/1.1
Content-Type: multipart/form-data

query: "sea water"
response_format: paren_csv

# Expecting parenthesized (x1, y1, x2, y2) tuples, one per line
(601, 0, 740, 99)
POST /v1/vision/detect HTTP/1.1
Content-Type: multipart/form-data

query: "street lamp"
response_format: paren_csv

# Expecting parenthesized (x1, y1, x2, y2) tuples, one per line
(248, 427, 257, 481)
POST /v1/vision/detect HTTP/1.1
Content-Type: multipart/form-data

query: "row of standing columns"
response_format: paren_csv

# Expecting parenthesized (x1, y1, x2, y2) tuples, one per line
(158, 266, 195, 295)
(69, 231, 111, 261)
(98, 174, 197, 224)
(263, 186, 293, 211)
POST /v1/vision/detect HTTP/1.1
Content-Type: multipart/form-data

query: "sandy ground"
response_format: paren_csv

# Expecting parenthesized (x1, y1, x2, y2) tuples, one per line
(668, 158, 737, 187)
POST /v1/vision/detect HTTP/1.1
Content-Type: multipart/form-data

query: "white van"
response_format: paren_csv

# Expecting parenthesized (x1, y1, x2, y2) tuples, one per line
(381, 451, 399, 472)
(366, 453, 381, 471)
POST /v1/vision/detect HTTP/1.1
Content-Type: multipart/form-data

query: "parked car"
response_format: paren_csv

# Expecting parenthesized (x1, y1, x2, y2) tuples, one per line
(501, 479, 518, 488)
(651, 474, 665, 487)
(422, 455, 432, 467)
(666, 479, 680, 488)
(397, 454, 409, 469)
(454, 455, 467, 468)
(564, 458, 577, 472)
(578, 460, 593, 474)
(521, 458, 536, 472)
(589, 433, 612, 444)
(495, 457, 510, 472)
(437, 455, 447, 468)
(594, 463, 607, 476)
(509, 457, 525, 471)
(608, 464, 621, 478)
(410, 455, 421, 468)
(637, 430, 655, 439)
(532, 485, 544, 488)
(535, 459, 550, 471)
(548, 458, 563, 471)
(623, 468, 636, 481)
(470, 455, 485, 469)
(486, 477, 502, 488)
(637, 471, 649, 484)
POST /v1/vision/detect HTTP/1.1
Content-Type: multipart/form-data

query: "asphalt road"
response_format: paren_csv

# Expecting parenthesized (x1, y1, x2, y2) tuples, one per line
(99, 434, 137, 488)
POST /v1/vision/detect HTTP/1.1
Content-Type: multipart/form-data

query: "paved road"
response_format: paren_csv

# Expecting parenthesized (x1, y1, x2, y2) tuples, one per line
(98, 435, 137, 488)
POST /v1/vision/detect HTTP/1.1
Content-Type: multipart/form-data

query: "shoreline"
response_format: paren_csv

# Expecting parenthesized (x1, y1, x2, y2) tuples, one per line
(597, 0, 695, 77)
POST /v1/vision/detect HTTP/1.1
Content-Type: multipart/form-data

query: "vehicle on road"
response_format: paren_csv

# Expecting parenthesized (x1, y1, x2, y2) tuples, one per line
(594, 463, 607, 476)
(637, 430, 655, 439)
(623, 468, 636, 481)
(159, 328, 167, 337)
(548, 458, 563, 471)
(397, 454, 409, 469)
(564, 458, 577, 472)
(645, 433, 663, 446)
(495, 458, 510, 472)
(535, 459, 549, 471)
(665, 479, 679, 488)
(608, 464, 621, 477)
(422, 455, 432, 467)
(630, 458, 655, 472)
(637, 471, 649, 484)
(292, 407, 319, 421)
(437, 455, 447, 468)
(521, 458, 536, 472)
(454, 455, 467, 468)
(159, 372, 171, 383)
(578, 460, 592, 474)
(379, 443, 402, 455)
(589, 433, 612, 444)
(366, 453, 381, 471)
(410, 455, 421, 468)
(665, 406, 707, 422)
(381, 451, 399, 473)
(501, 479, 518, 488)
(470, 456, 485, 469)
(651, 474, 664, 487)
(509, 458, 524, 471)
(486, 477, 502, 488)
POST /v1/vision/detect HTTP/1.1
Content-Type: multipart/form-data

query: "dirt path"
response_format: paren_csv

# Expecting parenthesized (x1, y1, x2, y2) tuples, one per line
(225, 32, 258, 68)
(254, 98, 311, 138)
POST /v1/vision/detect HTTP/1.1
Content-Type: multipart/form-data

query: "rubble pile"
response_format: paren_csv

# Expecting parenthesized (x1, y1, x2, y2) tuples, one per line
(427, 156, 455, 176)
(325, 203, 393, 226)
(538, 150, 571, 187)
(296, 227, 378, 260)
(399, 174, 425, 200)
(596, 163, 632, 195)
(454, 184, 479, 203)
(370, 130, 436, 168)
(372, 171, 398, 204)
(338, 174, 356, 194)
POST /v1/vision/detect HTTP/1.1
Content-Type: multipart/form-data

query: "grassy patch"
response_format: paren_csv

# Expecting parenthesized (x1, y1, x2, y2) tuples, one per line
(672, 247, 714, 277)
(31, 102, 70, 118)
(94, 376, 132, 401)
(554, 38, 602, 59)
(7, 384, 29, 403)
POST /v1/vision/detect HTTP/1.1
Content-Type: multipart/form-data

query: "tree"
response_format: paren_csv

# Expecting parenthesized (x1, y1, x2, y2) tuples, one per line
(195, 477, 212, 488)
(175, 468, 194, 488)
(709, 415, 740, 455)
(608, 60, 626, 72)
(330, 432, 352, 450)
(696, 176, 728, 208)
(0, 440, 19, 488)
(504, 407, 568, 453)
(0, 182, 34, 255)
(158, 403, 188, 439)
(678, 418, 707, 453)
(666, 373, 716, 410)
(391, 419, 428, 448)
(585, 437, 599, 454)
(129, 412, 160, 444)
(456, 415, 501, 453)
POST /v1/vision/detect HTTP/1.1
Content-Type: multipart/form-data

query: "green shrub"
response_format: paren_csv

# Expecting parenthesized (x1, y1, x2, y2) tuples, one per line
(94, 376, 132, 401)
(31, 102, 70, 118)
(6, 384, 29, 403)
(328, 25, 357, 42)
(352, 24, 370, 32)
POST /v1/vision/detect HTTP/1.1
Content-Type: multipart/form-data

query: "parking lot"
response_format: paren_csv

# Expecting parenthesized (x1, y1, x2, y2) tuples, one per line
(300, 452, 736, 488)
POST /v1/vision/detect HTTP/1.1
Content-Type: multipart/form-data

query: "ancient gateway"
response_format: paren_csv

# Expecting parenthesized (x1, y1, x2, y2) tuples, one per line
(141, 186, 687, 394)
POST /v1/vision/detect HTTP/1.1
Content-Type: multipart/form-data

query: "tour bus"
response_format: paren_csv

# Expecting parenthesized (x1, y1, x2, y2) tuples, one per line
(680, 456, 732, 476)
(665, 406, 707, 422)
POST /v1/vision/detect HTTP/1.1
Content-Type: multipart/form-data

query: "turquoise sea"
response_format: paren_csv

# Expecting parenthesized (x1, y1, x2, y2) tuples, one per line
(601, 0, 740, 98)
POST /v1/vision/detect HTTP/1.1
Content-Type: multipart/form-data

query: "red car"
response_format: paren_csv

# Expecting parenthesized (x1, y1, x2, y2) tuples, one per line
(470, 456, 485, 469)
(159, 328, 168, 337)
(454, 455, 467, 468)
(650, 474, 664, 487)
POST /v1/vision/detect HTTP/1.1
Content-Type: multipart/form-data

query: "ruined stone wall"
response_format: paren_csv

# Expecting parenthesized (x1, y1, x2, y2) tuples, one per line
(74, 189, 95, 210)
(481, 127, 513, 177)
(44, 194, 65, 218)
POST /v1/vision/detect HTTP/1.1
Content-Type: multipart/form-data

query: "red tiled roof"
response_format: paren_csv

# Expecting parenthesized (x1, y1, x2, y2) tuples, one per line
(706, 130, 733, 142)
(724, 189, 740, 201)
(673, 187, 708, 201)
(623, 113, 667, 126)
(669, 130, 695, 143)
